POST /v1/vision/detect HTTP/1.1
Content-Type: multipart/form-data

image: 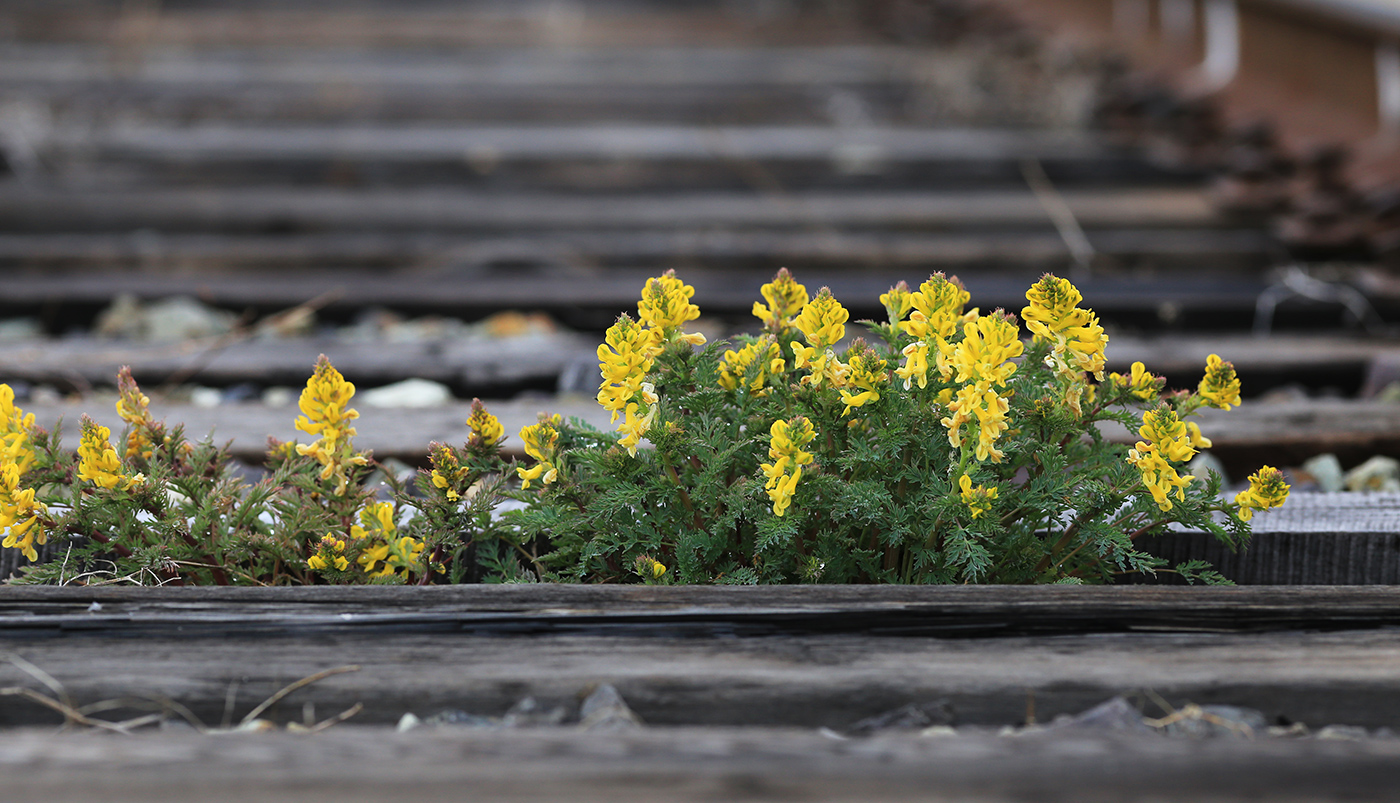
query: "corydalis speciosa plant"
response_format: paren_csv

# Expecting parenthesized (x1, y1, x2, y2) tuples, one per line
(512, 269, 1287, 585)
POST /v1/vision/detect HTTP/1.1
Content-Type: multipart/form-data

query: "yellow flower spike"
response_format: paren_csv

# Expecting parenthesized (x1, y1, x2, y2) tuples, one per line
(752, 268, 810, 332)
(597, 314, 659, 421)
(719, 336, 784, 394)
(959, 474, 999, 519)
(1127, 444, 1194, 512)
(1022, 274, 1108, 381)
(638, 270, 705, 344)
(1138, 407, 1196, 463)
(635, 554, 668, 581)
(1111, 361, 1159, 401)
(840, 352, 888, 416)
(895, 341, 930, 390)
(901, 273, 973, 341)
(466, 398, 504, 450)
(308, 534, 350, 572)
(294, 355, 369, 496)
(942, 385, 1012, 462)
(518, 416, 561, 489)
(880, 281, 914, 325)
(760, 417, 816, 516)
(1198, 354, 1242, 411)
(76, 417, 142, 491)
(944, 313, 1023, 390)
(618, 400, 659, 457)
(428, 442, 465, 501)
(116, 368, 157, 462)
(0, 384, 36, 476)
(1235, 466, 1290, 521)
(0, 463, 47, 562)
(793, 287, 848, 351)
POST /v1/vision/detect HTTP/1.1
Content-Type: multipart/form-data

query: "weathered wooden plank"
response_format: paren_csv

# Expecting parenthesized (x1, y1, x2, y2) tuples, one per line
(2, 726, 1399, 803)
(0, 187, 1226, 232)
(3, 606, 1400, 728)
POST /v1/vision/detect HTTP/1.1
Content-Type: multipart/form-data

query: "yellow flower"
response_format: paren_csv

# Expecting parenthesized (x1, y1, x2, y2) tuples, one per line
(940, 313, 1023, 390)
(351, 502, 425, 578)
(0, 383, 36, 476)
(638, 270, 705, 345)
(895, 341, 929, 390)
(466, 398, 504, 450)
(880, 281, 913, 325)
(294, 355, 369, 496)
(1198, 354, 1242, 410)
(752, 268, 809, 332)
(1186, 422, 1212, 450)
(76, 417, 142, 491)
(428, 442, 464, 501)
(1138, 407, 1196, 463)
(901, 273, 973, 342)
(518, 415, 561, 489)
(1235, 466, 1289, 521)
(597, 314, 659, 421)
(1021, 274, 1108, 380)
(1128, 443, 1193, 512)
(635, 554, 668, 580)
(792, 288, 850, 389)
(1110, 361, 1159, 401)
(839, 351, 888, 416)
(942, 385, 1012, 462)
(115, 366, 158, 462)
(719, 336, 785, 393)
(308, 535, 350, 572)
(959, 474, 999, 519)
(760, 417, 816, 517)
(0, 463, 46, 562)
(618, 398, 659, 457)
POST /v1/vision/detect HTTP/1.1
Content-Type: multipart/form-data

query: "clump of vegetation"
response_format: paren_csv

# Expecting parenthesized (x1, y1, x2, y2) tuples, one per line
(1, 270, 1287, 586)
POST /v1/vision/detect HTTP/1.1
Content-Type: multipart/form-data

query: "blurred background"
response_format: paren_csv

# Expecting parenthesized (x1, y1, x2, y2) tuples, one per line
(0, 0, 1398, 489)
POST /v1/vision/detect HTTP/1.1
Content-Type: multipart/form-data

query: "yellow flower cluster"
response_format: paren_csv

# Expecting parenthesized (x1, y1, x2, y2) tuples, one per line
(760, 417, 816, 517)
(638, 269, 706, 346)
(116, 366, 157, 462)
(0, 384, 36, 476)
(352, 501, 424, 578)
(466, 398, 504, 450)
(752, 268, 809, 332)
(634, 554, 668, 580)
(891, 274, 974, 390)
(958, 474, 998, 520)
(718, 335, 785, 394)
(1235, 466, 1290, 521)
(76, 417, 144, 491)
(1127, 407, 1196, 511)
(0, 464, 46, 562)
(1110, 361, 1160, 401)
(294, 355, 369, 496)
(939, 314, 1022, 463)
(840, 350, 888, 416)
(307, 534, 349, 572)
(597, 314, 661, 455)
(1198, 354, 1242, 410)
(429, 442, 466, 502)
(792, 288, 850, 389)
(1022, 274, 1108, 381)
(518, 415, 562, 489)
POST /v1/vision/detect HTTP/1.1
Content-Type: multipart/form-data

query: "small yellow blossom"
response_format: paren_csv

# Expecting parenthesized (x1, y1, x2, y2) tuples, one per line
(959, 474, 999, 519)
(895, 341, 929, 390)
(1186, 422, 1212, 450)
(638, 270, 706, 345)
(518, 415, 562, 489)
(1022, 274, 1108, 380)
(308, 535, 350, 572)
(940, 313, 1023, 390)
(1138, 407, 1196, 463)
(618, 396, 659, 457)
(719, 336, 785, 393)
(294, 355, 369, 496)
(792, 288, 850, 389)
(1235, 466, 1290, 521)
(901, 273, 973, 342)
(76, 417, 142, 491)
(840, 351, 888, 416)
(880, 281, 913, 325)
(752, 268, 809, 332)
(1127, 406, 1197, 511)
(466, 398, 504, 450)
(116, 366, 158, 462)
(942, 385, 1012, 462)
(428, 442, 465, 501)
(1128, 443, 1193, 512)
(635, 554, 668, 581)
(761, 417, 816, 517)
(352, 501, 424, 578)
(0, 383, 36, 476)
(1198, 354, 1242, 411)
(1110, 361, 1160, 401)
(0, 463, 46, 562)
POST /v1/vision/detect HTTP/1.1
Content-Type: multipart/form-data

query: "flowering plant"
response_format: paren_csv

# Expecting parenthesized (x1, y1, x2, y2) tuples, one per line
(510, 269, 1286, 584)
(1, 270, 1287, 586)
